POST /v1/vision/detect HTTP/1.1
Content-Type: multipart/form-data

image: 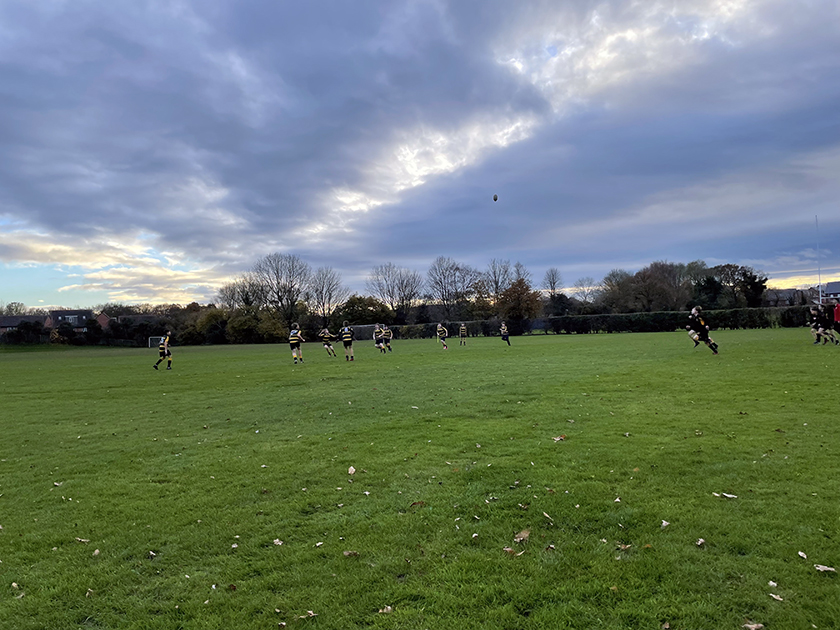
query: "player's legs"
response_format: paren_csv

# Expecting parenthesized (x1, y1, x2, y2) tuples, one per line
(166, 350, 172, 369)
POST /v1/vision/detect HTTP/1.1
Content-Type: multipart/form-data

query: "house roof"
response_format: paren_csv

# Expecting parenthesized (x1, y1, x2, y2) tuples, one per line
(0, 315, 48, 327)
(824, 281, 840, 294)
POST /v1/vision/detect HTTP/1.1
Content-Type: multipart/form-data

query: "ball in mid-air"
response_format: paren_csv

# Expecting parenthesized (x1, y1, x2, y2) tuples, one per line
(493, 194, 498, 202)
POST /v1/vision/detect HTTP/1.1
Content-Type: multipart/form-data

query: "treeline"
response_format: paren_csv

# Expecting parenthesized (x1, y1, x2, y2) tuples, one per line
(1, 254, 819, 347)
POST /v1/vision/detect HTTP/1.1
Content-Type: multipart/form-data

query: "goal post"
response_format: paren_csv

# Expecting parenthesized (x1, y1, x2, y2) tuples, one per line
(148, 336, 165, 348)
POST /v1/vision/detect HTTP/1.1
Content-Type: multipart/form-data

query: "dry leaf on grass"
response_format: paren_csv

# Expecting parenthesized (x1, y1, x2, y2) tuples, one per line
(513, 529, 530, 543)
(814, 564, 836, 572)
(661, 520, 670, 529)
(798, 551, 807, 559)
(722, 493, 738, 499)
(343, 550, 359, 557)
(75, 538, 90, 543)
(768, 593, 783, 601)
(273, 539, 283, 546)
(543, 512, 553, 522)
(696, 538, 705, 546)
(743, 623, 765, 629)
(552, 436, 566, 442)
(503, 547, 516, 555)
(768, 580, 777, 587)
(348, 466, 355, 475)
(378, 605, 393, 614)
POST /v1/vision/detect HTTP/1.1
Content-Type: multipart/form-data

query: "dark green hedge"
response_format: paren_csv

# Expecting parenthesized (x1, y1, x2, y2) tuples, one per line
(544, 306, 812, 334)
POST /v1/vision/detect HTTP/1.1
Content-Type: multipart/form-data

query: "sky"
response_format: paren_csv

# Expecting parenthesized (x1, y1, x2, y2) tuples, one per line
(1, 0, 839, 309)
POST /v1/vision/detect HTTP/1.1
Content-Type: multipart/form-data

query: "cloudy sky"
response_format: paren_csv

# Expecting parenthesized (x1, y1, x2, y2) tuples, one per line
(1, 0, 839, 308)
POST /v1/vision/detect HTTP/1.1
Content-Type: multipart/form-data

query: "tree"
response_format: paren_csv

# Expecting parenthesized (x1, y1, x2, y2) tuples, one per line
(572, 277, 599, 305)
(597, 269, 634, 313)
(309, 266, 350, 326)
(365, 263, 423, 324)
(484, 259, 513, 310)
(513, 261, 531, 284)
(426, 257, 480, 319)
(251, 253, 312, 329)
(541, 268, 563, 297)
(334, 295, 394, 325)
(631, 261, 691, 312)
(2, 301, 26, 316)
(498, 278, 542, 331)
(737, 267, 768, 307)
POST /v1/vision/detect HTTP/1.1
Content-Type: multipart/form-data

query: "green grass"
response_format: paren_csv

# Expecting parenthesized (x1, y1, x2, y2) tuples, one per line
(1, 330, 838, 629)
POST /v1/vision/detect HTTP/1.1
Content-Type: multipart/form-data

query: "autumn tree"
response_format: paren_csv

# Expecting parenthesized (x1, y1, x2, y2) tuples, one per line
(498, 278, 542, 334)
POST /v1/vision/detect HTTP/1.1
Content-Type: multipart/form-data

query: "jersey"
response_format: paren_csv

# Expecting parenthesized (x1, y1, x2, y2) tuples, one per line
(319, 330, 335, 344)
(437, 326, 448, 338)
(340, 326, 354, 342)
(289, 328, 303, 343)
(688, 314, 710, 338)
(459, 325, 467, 337)
(382, 327, 393, 340)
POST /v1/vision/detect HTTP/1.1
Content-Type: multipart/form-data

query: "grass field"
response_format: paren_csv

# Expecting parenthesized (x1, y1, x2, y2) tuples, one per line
(1, 329, 838, 629)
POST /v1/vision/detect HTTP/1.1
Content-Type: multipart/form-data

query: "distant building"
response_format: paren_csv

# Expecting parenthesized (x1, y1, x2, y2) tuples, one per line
(823, 281, 840, 301)
(0, 315, 48, 334)
(43, 310, 111, 332)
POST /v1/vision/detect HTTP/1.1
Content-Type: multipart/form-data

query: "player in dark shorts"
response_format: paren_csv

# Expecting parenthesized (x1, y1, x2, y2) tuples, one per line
(318, 327, 338, 357)
(381, 325, 393, 352)
(289, 323, 305, 364)
(153, 331, 173, 370)
(500, 322, 510, 345)
(373, 323, 386, 353)
(686, 307, 718, 354)
(340, 321, 355, 361)
(436, 323, 448, 350)
(459, 323, 467, 346)
(814, 305, 839, 345)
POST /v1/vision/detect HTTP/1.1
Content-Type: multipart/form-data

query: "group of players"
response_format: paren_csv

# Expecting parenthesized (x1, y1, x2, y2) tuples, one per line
(153, 302, 840, 369)
(286, 320, 513, 363)
(809, 302, 840, 346)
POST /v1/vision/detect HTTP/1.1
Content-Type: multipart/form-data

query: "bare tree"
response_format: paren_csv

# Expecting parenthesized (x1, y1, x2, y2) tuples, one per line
(427, 256, 480, 319)
(251, 253, 312, 328)
(309, 266, 350, 326)
(513, 261, 532, 284)
(572, 276, 599, 305)
(484, 259, 513, 308)
(365, 263, 423, 323)
(216, 273, 265, 310)
(541, 267, 563, 297)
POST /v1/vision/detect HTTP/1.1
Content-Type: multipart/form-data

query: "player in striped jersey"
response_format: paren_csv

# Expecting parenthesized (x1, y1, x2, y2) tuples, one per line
(289, 323, 305, 364)
(340, 321, 355, 361)
(153, 331, 173, 370)
(459, 323, 467, 346)
(318, 327, 338, 357)
(436, 323, 448, 349)
(382, 325, 393, 352)
(373, 323, 386, 353)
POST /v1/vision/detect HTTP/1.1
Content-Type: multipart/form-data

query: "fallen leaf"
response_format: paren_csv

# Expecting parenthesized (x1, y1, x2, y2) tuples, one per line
(552, 436, 566, 442)
(543, 512, 553, 522)
(378, 605, 393, 614)
(86, 589, 94, 597)
(514, 529, 530, 543)
(343, 550, 359, 557)
(742, 624, 764, 630)
(814, 564, 836, 572)
(503, 547, 516, 554)
(610, 585, 618, 592)
(545, 544, 556, 551)
(348, 466, 356, 475)
(798, 551, 807, 559)
(614, 497, 621, 503)
(661, 520, 670, 529)
(75, 538, 90, 543)
(768, 593, 783, 601)
(696, 538, 705, 546)
(722, 493, 738, 499)
(93, 549, 100, 556)
(273, 539, 283, 546)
